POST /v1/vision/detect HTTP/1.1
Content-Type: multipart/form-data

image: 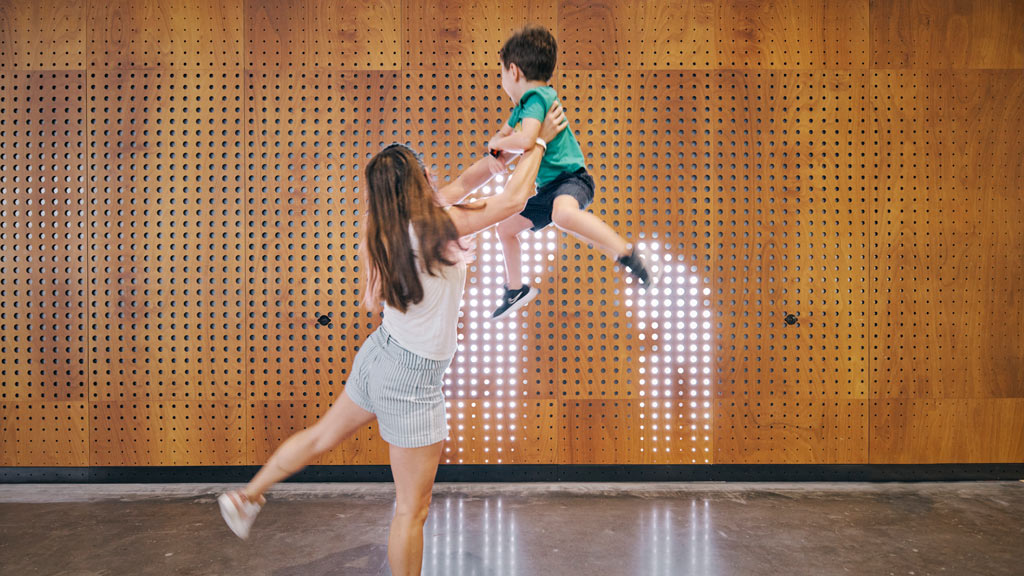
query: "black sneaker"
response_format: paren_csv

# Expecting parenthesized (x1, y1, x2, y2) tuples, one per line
(490, 284, 540, 319)
(617, 246, 657, 289)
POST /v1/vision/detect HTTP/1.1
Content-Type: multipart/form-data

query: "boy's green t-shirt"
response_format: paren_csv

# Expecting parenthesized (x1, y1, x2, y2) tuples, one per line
(506, 86, 586, 188)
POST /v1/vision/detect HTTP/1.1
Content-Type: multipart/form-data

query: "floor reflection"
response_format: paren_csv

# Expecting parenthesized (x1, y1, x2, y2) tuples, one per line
(426, 496, 517, 576)
(422, 493, 714, 576)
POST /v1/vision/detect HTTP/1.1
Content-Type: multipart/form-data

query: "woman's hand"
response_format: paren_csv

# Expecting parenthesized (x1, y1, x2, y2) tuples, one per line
(459, 235, 478, 263)
(539, 100, 569, 143)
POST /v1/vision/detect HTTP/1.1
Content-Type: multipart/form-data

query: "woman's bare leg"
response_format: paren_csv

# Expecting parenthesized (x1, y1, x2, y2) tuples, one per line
(242, 391, 376, 501)
(387, 441, 444, 576)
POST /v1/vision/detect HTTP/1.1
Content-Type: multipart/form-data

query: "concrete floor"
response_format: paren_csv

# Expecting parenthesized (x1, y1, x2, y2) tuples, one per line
(1, 482, 1022, 576)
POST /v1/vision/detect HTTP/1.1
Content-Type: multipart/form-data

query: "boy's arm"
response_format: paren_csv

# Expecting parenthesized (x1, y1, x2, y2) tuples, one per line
(493, 123, 514, 139)
(488, 117, 542, 154)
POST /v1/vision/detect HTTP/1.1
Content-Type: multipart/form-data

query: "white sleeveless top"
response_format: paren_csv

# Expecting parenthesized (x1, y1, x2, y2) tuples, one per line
(380, 227, 467, 360)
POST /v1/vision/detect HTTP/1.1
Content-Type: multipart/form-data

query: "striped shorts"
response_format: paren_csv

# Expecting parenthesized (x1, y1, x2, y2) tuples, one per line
(344, 326, 451, 448)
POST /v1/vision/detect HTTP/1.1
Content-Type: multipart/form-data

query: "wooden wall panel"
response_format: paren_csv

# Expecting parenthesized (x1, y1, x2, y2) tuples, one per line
(91, 400, 245, 466)
(86, 71, 246, 464)
(0, 0, 85, 69)
(89, 0, 242, 69)
(444, 398, 557, 464)
(716, 0, 870, 69)
(867, 69, 1023, 462)
(716, 399, 868, 463)
(558, 0, 716, 69)
(870, 71, 1024, 402)
(246, 0, 309, 69)
(1, 0, 1022, 468)
(713, 71, 872, 463)
(0, 402, 89, 466)
(309, 0, 401, 70)
(403, 0, 556, 69)
(87, 71, 246, 403)
(250, 399, 387, 464)
(0, 71, 88, 403)
(871, 399, 1024, 463)
(560, 399, 642, 464)
(870, 0, 1024, 69)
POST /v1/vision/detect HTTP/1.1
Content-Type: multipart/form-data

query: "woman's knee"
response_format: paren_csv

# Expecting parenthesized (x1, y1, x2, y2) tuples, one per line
(307, 421, 341, 455)
(394, 494, 432, 525)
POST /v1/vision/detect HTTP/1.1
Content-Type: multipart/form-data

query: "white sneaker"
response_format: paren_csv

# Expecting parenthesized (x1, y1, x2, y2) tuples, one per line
(218, 491, 263, 540)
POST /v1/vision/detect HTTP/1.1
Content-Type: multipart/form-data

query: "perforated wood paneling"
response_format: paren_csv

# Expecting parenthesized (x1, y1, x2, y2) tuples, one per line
(0, 402, 88, 466)
(245, 70, 394, 464)
(0, 71, 88, 401)
(85, 70, 246, 465)
(871, 399, 1024, 464)
(0, 70, 89, 465)
(871, 71, 1024, 402)
(0, 1, 85, 69)
(868, 70, 1024, 463)
(713, 71, 871, 464)
(1, 0, 1022, 469)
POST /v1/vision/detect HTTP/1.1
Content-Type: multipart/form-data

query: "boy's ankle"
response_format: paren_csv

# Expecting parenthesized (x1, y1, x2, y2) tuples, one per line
(616, 245, 635, 262)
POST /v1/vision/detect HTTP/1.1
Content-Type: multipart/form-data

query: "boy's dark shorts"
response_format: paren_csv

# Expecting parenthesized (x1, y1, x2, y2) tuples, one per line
(520, 168, 595, 232)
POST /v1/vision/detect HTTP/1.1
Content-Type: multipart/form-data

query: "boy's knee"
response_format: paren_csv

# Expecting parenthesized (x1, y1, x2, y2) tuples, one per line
(550, 202, 579, 228)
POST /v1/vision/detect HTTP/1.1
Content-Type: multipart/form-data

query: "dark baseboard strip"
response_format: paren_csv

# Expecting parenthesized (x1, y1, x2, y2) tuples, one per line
(2, 464, 1023, 483)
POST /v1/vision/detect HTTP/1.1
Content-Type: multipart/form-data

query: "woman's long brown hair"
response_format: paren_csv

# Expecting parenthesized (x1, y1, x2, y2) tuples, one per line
(362, 144, 462, 313)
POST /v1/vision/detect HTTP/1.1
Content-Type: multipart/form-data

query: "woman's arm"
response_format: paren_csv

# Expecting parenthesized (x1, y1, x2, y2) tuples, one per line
(436, 154, 506, 206)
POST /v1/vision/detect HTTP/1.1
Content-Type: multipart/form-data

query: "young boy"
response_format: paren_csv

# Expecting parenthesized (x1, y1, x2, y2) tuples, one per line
(487, 25, 656, 319)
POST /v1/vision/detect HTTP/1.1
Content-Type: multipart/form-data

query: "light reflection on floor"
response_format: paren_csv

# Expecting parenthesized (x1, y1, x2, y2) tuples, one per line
(422, 492, 715, 576)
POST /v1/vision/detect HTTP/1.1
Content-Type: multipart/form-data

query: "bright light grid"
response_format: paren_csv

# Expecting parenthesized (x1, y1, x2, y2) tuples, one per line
(442, 181, 712, 463)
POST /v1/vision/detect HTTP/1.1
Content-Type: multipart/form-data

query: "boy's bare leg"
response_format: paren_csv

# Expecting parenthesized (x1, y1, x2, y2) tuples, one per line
(496, 214, 534, 290)
(550, 195, 631, 259)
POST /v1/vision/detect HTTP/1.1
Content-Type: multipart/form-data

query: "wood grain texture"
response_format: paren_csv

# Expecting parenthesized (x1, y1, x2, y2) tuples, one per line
(870, 71, 1024, 400)
(0, 0, 85, 69)
(403, 0, 556, 69)
(715, 398, 868, 463)
(871, 0, 1024, 69)
(716, 0, 870, 69)
(0, 402, 89, 466)
(870, 399, 1024, 463)
(558, 0, 716, 69)
(89, 0, 242, 68)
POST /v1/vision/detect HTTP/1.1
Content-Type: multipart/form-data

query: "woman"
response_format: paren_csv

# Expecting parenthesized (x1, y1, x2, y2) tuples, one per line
(218, 102, 568, 575)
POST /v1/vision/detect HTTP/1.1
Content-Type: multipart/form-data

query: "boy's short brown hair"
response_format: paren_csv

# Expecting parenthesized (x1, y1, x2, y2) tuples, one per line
(498, 25, 557, 82)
